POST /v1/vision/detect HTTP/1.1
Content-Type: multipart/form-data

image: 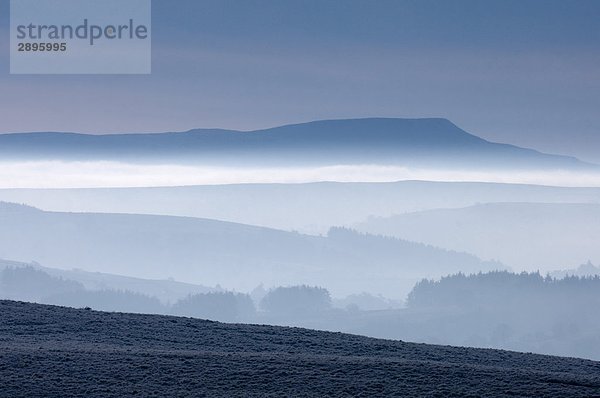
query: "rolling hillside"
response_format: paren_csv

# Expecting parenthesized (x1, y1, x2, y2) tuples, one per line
(1, 300, 599, 397)
(0, 258, 217, 304)
(0, 202, 499, 298)
(1, 180, 599, 233)
(356, 202, 600, 269)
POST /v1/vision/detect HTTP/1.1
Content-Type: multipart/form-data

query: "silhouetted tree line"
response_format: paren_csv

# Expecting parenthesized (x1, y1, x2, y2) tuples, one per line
(407, 270, 600, 309)
(171, 285, 332, 322)
(0, 267, 333, 322)
(327, 227, 502, 273)
(0, 266, 82, 302)
(260, 285, 331, 316)
(0, 267, 163, 314)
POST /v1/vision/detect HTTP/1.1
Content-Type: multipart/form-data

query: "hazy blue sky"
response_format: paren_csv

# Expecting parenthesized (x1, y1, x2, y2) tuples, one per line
(0, 0, 599, 162)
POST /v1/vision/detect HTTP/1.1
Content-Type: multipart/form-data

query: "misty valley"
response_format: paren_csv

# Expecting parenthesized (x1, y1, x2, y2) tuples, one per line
(3, 0, 600, 394)
(1, 118, 600, 396)
(2, 257, 600, 361)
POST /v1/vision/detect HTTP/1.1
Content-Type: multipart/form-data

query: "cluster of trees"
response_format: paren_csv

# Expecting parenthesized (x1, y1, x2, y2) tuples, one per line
(260, 285, 331, 316)
(0, 266, 83, 302)
(0, 267, 333, 322)
(0, 267, 162, 314)
(401, 271, 600, 359)
(5, 266, 600, 359)
(407, 270, 600, 309)
(170, 285, 331, 322)
(327, 227, 500, 274)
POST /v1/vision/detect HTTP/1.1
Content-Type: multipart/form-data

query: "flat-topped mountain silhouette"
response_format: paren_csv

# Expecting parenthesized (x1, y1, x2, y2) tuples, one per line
(0, 118, 595, 170)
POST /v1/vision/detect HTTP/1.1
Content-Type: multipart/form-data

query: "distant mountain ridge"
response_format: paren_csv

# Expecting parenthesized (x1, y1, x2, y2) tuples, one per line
(0, 118, 595, 170)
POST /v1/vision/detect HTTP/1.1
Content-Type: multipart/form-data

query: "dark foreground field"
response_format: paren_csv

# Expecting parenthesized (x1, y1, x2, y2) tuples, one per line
(1, 301, 599, 397)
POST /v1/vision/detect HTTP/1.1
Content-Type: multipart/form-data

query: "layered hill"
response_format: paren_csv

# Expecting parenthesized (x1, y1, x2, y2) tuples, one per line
(0, 258, 217, 304)
(0, 202, 500, 297)
(1, 118, 595, 170)
(1, 180, 599, 233)
(356, 202, 600, 269)
(1, 300, 599, 397)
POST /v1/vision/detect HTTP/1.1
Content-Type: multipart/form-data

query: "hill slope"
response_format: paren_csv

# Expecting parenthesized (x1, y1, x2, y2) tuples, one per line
(0, 300, 599, 397)
(355, 202, 600, 269)
(0, 258, 217, 304)
(1, 180, 599, 233)
(0, 202, 499, 297)
(0, 118, 594, 170)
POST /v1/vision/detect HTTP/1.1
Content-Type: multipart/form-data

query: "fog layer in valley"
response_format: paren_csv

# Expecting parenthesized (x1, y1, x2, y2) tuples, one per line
(2, 161, 600, 189)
